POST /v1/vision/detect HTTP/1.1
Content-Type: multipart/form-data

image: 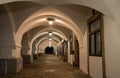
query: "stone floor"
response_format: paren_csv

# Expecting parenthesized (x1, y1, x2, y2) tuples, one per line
(0, 54, 91, 78)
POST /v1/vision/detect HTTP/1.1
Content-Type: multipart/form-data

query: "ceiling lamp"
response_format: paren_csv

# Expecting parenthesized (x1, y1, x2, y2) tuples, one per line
(49, 38, 52, 40)
(47, 18, 55, 25)
(48, 32, 53, 36)
(49, 32, 53, 36)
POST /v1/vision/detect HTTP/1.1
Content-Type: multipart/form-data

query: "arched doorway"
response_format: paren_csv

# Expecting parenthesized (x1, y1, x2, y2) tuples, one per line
(45, 46, 54, 54)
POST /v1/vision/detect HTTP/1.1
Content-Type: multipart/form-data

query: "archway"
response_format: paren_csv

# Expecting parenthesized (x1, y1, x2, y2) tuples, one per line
(0, 1, 119, 78)
(30, 29, 67, 54)
(15, 7, 83, 48)
(15, 7, 86, 77)
(45, 46, 54, 54)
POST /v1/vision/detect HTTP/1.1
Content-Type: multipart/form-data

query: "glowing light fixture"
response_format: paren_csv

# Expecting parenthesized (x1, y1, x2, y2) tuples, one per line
(49, 32, 53, 36)
(49, 20, 53, 25)
(47, 18, 55, 25)
(49, 38, 52, 40)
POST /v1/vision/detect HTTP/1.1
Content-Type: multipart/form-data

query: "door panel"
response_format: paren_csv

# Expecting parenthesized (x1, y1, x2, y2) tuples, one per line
(74, 36, 79, 67)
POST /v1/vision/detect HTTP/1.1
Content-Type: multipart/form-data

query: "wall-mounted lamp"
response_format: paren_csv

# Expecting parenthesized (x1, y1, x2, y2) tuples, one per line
(47, 18, 55, 25)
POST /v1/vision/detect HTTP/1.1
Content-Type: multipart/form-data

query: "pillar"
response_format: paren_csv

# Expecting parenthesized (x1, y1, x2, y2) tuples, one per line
(32, 42, 38, 59)
(21, 33, 33, 64)
(0, 6, 23, 74)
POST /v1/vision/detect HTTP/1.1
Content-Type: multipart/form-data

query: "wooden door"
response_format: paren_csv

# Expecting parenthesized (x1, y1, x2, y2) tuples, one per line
(74, 36, 79, 67)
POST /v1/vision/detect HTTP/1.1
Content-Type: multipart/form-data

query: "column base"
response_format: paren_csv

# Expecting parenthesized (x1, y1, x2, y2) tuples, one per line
(0, 58, 23, 74)
(33, 54, 38, 59)
(22, 55, 33, 64)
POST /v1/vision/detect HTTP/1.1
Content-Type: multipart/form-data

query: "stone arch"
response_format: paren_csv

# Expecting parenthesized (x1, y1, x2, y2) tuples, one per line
(15, 7, 83, 49)
(31, 31, 64, 55)
(36, 37, 59, 54)
(38, 39, 58, 54)
(31, 27, 68, 41)
(30, 27, 68, 50)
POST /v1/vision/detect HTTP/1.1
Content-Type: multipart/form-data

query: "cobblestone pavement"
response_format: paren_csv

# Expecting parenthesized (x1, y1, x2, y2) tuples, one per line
(0, 54, 91, 78)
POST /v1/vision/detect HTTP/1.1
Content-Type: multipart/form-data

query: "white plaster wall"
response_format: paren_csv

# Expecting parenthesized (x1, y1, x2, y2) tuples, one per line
(7, 3, 44, 31)
(104, 16, 120, 78)
(80, 30, 88, 74)
(0, 0, 114, 20)
(89, 56, 103, 78)
(56, 5, 91, 34)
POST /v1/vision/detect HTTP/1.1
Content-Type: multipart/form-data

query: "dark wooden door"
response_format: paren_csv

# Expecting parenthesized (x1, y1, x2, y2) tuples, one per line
(74, 37, 79, 67)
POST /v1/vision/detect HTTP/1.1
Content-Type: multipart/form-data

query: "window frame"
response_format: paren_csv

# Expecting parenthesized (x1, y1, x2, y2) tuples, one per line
(88, 13, 103, 57)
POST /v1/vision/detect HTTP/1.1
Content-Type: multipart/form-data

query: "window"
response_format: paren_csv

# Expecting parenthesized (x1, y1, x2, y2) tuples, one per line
(88, 13, 102, 56)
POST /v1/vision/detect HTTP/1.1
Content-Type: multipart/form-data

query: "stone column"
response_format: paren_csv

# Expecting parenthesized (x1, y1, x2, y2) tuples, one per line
(21, 48, 33, 64)
(0, 5, 23, 74)
(21, 33, 33, 64)
(32, 50, 39, 59)
(32, 41, 38, 59)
